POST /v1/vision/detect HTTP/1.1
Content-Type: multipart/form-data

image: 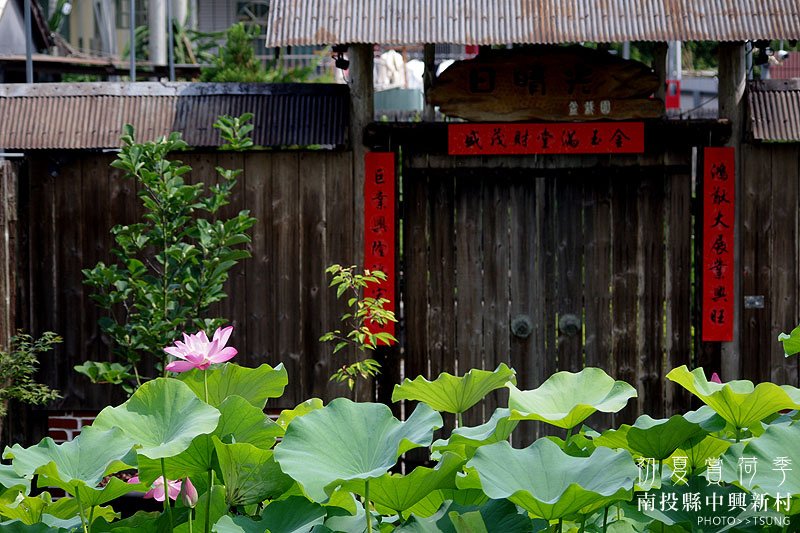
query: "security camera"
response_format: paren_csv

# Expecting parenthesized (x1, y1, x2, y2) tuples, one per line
(775, 49, 790, 61)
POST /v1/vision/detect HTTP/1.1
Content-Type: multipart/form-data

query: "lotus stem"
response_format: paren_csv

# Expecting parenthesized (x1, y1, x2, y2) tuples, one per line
(456, 412, 463, 429)
(162, 458, 174, 531)
(602, 506, 609, 532)
(579, 515, 586, 532)
(204, 369, 209, 404)
(557, 517, 563, 532)
(564, 426, 573, 450)
(365, 479, 372, 532)
(188, 509, 193, 533)
(88, 505, 95, 527)
(75, 489, 89, 533)
(205, 469, 214, 533)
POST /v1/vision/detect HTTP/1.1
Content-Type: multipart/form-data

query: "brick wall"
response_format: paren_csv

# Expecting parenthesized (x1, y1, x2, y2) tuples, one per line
(47, 411, 99, 443)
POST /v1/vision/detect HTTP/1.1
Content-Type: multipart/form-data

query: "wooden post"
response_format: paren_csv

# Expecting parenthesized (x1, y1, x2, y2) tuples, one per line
(0, 161, 17, 351)
(423, 43, 436, 121)
(653, 43, 668, 105)
(717, 42, 746, 380)
(348, 44, 375, 400)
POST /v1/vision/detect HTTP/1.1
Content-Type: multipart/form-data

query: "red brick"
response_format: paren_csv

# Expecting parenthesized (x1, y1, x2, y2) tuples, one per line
(49, 417, 79, 430)
(48, 429, 70, 442)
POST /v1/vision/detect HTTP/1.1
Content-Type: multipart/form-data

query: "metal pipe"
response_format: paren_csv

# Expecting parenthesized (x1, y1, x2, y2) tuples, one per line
(24, 0, 33, 83)
(167, 0, 175, 80)
(130, 0, 136, 80)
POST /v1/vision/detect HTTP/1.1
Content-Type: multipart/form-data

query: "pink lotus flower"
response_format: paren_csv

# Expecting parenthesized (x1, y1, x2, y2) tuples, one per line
(164, 326, 238, 372)
(180, 477, 198, 508)
(128, 475, 182, 501)
(710, 372, 722, 383)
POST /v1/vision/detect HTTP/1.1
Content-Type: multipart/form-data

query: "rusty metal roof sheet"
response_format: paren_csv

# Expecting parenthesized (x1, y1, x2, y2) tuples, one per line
(749, 79, 800, 142)
(0, 82, 349, 149)
(266, 0, 800, 46)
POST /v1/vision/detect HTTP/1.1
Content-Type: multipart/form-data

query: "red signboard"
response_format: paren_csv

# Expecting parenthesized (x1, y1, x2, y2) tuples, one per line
(448, 122, 645, 155)
(364, 152, 396, 339)
(702, 147, 735, 342)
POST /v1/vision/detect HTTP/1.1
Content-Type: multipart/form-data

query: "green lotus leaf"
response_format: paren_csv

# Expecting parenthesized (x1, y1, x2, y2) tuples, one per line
(392, 364, 516, 414)
(3, 426, 139, 506)
(174, 485, 227, 533)
(667, 435, 731, 474)
(720, 423, 800, 494)
(91, 511, 161, 533)
(666, 365, 800, 430)
(276, 398, 325, 432)
(44, 497, 118, 526)
(338, 452, 464, 514)
(137, 394, 279, 488)
(594, 414, 707, 461)
(213, 437, 294, 506)
(260, 496, 326, 533)
(92, 377, 220, 460)
(404, 489, 489, 519)
(274, 398, 443, 502)
(0, 522, 67, 533)
(467, 439, 637, 520)
(779, 324, 800, 357)
(627, 415, 708, 460)
(507, 367, 637, 430)
(212, 515, 265, 533)
(178, 362, 288, 409)
(0, 493, 51, 524)
(432, 409, 519, 459)
(398, 499, 532, 533)
(0, 465, 29, 495)
(449, 511, 489, 533)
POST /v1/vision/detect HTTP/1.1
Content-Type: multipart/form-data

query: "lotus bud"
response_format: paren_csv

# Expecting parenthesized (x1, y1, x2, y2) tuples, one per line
(710, 372, 722, 383)
(180, 477, 198, 508)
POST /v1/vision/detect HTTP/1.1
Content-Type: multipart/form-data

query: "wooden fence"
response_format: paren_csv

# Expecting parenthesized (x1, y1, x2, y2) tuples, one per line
(400, 151, 695, 445)
(7, 133, 800, 448)
(16, 150, 358, 416)
(740, 143, 800, 386)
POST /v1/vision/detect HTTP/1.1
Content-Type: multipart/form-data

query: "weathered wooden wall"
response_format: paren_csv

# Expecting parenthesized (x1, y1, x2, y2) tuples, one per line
(0, 160, 17, 351)
(400, 152, 695, 445)
(17, 150, 357, 414)
(740, 143, 800, 387)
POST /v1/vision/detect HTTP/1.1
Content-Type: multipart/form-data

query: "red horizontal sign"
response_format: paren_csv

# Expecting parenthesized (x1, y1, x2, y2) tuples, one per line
(448, 122, 645, 155)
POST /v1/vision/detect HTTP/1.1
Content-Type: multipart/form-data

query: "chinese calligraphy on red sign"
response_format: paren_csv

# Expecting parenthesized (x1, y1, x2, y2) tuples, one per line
(702, 147, 735, 342)
(448, 122, 644, 155)
(364, 152, 396, 340)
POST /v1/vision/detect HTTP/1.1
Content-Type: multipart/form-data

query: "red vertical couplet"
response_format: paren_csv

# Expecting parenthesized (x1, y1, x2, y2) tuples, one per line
(702, 147, 735, 342)
(363, 152, 396, 339)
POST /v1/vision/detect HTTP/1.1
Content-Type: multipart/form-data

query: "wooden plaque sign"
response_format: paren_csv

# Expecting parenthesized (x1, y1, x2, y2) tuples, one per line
(430, 46, 663, 122)
(702, 147, 735, 342)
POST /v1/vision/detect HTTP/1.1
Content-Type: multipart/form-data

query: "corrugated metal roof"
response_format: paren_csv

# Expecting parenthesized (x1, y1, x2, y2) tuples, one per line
(266, 0, 800, 46)
(0, 82, 349, 149)
(749, 79, 800, 142)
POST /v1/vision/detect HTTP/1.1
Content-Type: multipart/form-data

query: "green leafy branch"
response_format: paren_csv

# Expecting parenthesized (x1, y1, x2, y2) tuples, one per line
(319, 265, 397, 392)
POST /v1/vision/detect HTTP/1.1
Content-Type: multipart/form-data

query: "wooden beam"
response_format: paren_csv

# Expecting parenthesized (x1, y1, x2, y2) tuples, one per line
(654, 43, 668, 105)
(422, 44, 436, 122)
(347, 43, 375, 401)
(717, 42, 746, 380)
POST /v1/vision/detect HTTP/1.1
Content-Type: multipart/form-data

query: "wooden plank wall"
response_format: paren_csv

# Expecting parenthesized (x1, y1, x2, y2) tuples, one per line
(401, 154, 694, 445)
(740, 144, 800, 386)
(17, 150, 357, 414)
(0, 161, 17, 351)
